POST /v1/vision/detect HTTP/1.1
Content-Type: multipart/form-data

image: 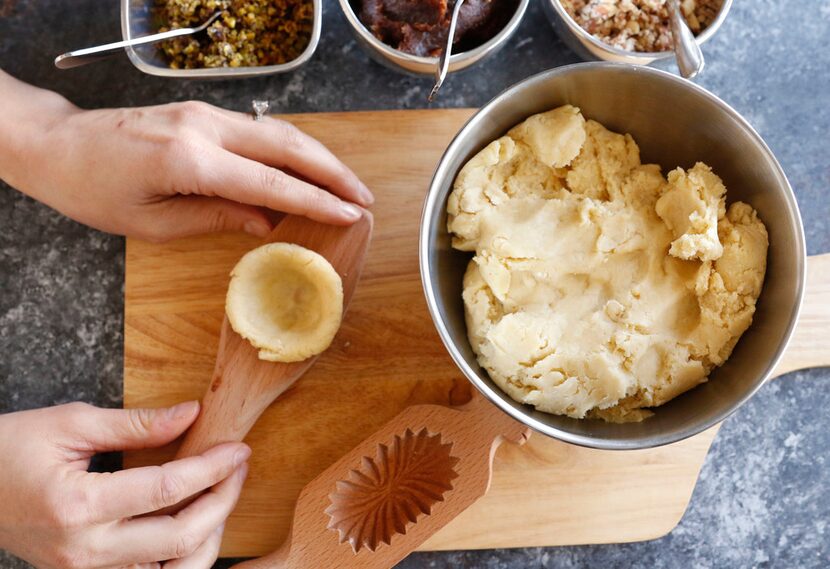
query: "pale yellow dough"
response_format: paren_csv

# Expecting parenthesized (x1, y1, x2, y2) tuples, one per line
(226, 243, 343, 363)
(448, 105, 768, 422)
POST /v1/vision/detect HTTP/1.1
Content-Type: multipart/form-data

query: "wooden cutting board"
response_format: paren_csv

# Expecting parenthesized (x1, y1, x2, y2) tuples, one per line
(124, 109, 722, 557)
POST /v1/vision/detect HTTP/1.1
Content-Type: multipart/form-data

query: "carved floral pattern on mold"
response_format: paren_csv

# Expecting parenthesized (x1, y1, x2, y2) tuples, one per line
(325, 428, 460, 553)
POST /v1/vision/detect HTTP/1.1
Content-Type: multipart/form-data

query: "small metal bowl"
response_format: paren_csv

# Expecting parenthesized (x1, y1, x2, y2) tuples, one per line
(120, 0, 321, 78)
(543, 0, 732, 65)
(338, 0, 529, 76)
(420, 63, 805, 450)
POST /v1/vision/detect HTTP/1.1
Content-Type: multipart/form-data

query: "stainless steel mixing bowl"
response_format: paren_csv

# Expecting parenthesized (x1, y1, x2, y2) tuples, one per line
(542, 0, 733, 66)
(338, 0, 529, 76)
(420, 63, 806, 450)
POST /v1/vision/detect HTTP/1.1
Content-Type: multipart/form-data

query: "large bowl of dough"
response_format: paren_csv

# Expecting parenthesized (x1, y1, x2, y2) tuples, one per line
(419, 63, 806, 450)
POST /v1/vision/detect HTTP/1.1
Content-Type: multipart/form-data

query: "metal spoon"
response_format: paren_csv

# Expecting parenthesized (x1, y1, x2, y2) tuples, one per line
(429, 0, 465, 102)
(666, 0, 704, 79)
(54, 12, 222, 69)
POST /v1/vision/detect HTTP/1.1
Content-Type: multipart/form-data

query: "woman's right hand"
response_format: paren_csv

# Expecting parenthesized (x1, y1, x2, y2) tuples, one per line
(0, 401, 249, 568)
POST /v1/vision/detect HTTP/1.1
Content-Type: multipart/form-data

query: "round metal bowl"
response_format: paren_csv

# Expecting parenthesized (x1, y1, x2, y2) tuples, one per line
(338, 0, 529, 76)
(419, 63, 805, 450)
(542, 0, 733, 65)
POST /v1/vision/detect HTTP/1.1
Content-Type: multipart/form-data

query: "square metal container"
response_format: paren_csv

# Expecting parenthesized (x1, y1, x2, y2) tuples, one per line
(120, 0, 321, 78)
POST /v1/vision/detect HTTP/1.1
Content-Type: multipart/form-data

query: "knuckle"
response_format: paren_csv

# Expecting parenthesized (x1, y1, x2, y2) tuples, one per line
(314, 190, 341, 212)
(262, 167, 290, 197)
(204, 206, 230, 233)
(154, 468, 186, 509)
(55, 402, 93, 435)
(68, 488, 93, 528)
(171, 100, 212, 124)
(127, 407, 156, 437)
(60, 401, 92, 417)
(172, 531, 199, 558)
(43, 506, 67, 530)
(159, 136, 202, 177)
(40, 482, 94, 536)
(260, 168, 321, 216)
(337, 163, 356, 184)
(274, 120, 303, 150)
(44, 486, 90, 530)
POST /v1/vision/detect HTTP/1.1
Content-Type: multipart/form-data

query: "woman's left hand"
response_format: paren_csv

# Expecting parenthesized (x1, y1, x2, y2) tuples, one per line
(0, 71, 373, 242)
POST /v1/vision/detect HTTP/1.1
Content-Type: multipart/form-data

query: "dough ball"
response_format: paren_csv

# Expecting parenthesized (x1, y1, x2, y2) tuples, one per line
(226, 243, 343, 363)
(656, 162, 727, 262)
(507, 104, 586, 167)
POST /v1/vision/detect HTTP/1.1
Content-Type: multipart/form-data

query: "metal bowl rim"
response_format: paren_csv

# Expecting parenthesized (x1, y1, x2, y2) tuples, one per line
(336, 0, 530, 68)
(546, 0, 733, 61)
(119, 0, 322, 78)
(419, 62, 806, 450)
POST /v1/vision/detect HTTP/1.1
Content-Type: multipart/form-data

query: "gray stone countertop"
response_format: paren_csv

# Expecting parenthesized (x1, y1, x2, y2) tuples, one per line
(1, 0, 828, 566)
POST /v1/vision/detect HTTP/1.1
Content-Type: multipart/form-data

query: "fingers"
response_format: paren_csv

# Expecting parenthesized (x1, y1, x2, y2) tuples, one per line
(100, 463, 248, 565)
(217, 113, 373, 207)
(197, 147, 367, 226)
(101, 562, 161, 569)
(163, 524, 225, 569)
(85, 442, 250, 522)
(146, 195, 274, 241)
(62, 401, 200, 454)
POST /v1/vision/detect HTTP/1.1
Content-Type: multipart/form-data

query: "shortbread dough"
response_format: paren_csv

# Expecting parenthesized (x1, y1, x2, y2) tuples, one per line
(448, 105, 768, 422)
(226, 243, 343, 363)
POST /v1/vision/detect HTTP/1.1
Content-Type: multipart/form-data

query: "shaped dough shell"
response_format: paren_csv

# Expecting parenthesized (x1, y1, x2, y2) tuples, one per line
(226, 243, 343, 363)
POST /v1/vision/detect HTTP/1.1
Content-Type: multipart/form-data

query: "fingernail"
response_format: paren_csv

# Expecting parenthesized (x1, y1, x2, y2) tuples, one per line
(358, 182, 374, 206)
(243, 220, 271, 238)
(166, 400, 199, 421)
(340, 202, 362, 221)
(232, 445, 252, 468)
(236, 462, 250, 481)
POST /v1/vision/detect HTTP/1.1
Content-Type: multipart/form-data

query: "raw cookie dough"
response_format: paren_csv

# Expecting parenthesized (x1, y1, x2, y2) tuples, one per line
(656, 163, 726, 262)
(448, 105, 768, 422)
(226, 243, 343, 363)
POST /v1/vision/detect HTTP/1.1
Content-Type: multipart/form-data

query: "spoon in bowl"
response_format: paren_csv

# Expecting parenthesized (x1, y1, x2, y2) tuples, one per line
(429, 0, 465, 102)
(54, 12, 221, 69)
(666, 0, 705, 79)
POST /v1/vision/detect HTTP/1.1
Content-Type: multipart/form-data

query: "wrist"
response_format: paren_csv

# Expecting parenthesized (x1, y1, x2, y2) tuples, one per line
(0, 70, 79, 197)
(0, 417, 13, 552)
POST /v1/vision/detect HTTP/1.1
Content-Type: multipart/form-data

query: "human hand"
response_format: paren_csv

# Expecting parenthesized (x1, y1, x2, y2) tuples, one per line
(0, 73, 373, 242)
(0, 401, 249, 568)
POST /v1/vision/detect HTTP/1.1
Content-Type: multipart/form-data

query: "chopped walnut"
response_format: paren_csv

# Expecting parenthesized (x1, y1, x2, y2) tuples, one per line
(561, 0, 722, 53)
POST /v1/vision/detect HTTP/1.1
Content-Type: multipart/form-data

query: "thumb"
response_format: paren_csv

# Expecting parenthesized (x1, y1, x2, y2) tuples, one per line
(65, 400, 201, 454)
(149, 195, 273, 240)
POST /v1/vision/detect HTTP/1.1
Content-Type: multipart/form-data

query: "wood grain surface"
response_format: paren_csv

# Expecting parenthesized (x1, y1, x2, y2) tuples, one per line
(125, 109, 805, 557)
(172, 212, 373, 461)
(233, 396, 531, 569)
(769, 254, 830, 377)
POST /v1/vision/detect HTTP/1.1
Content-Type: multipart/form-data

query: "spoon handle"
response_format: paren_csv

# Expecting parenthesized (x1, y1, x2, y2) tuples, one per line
(429, 0, 465, 101)
(667, 0, 705, 79)
(54, 13, 220, 69)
